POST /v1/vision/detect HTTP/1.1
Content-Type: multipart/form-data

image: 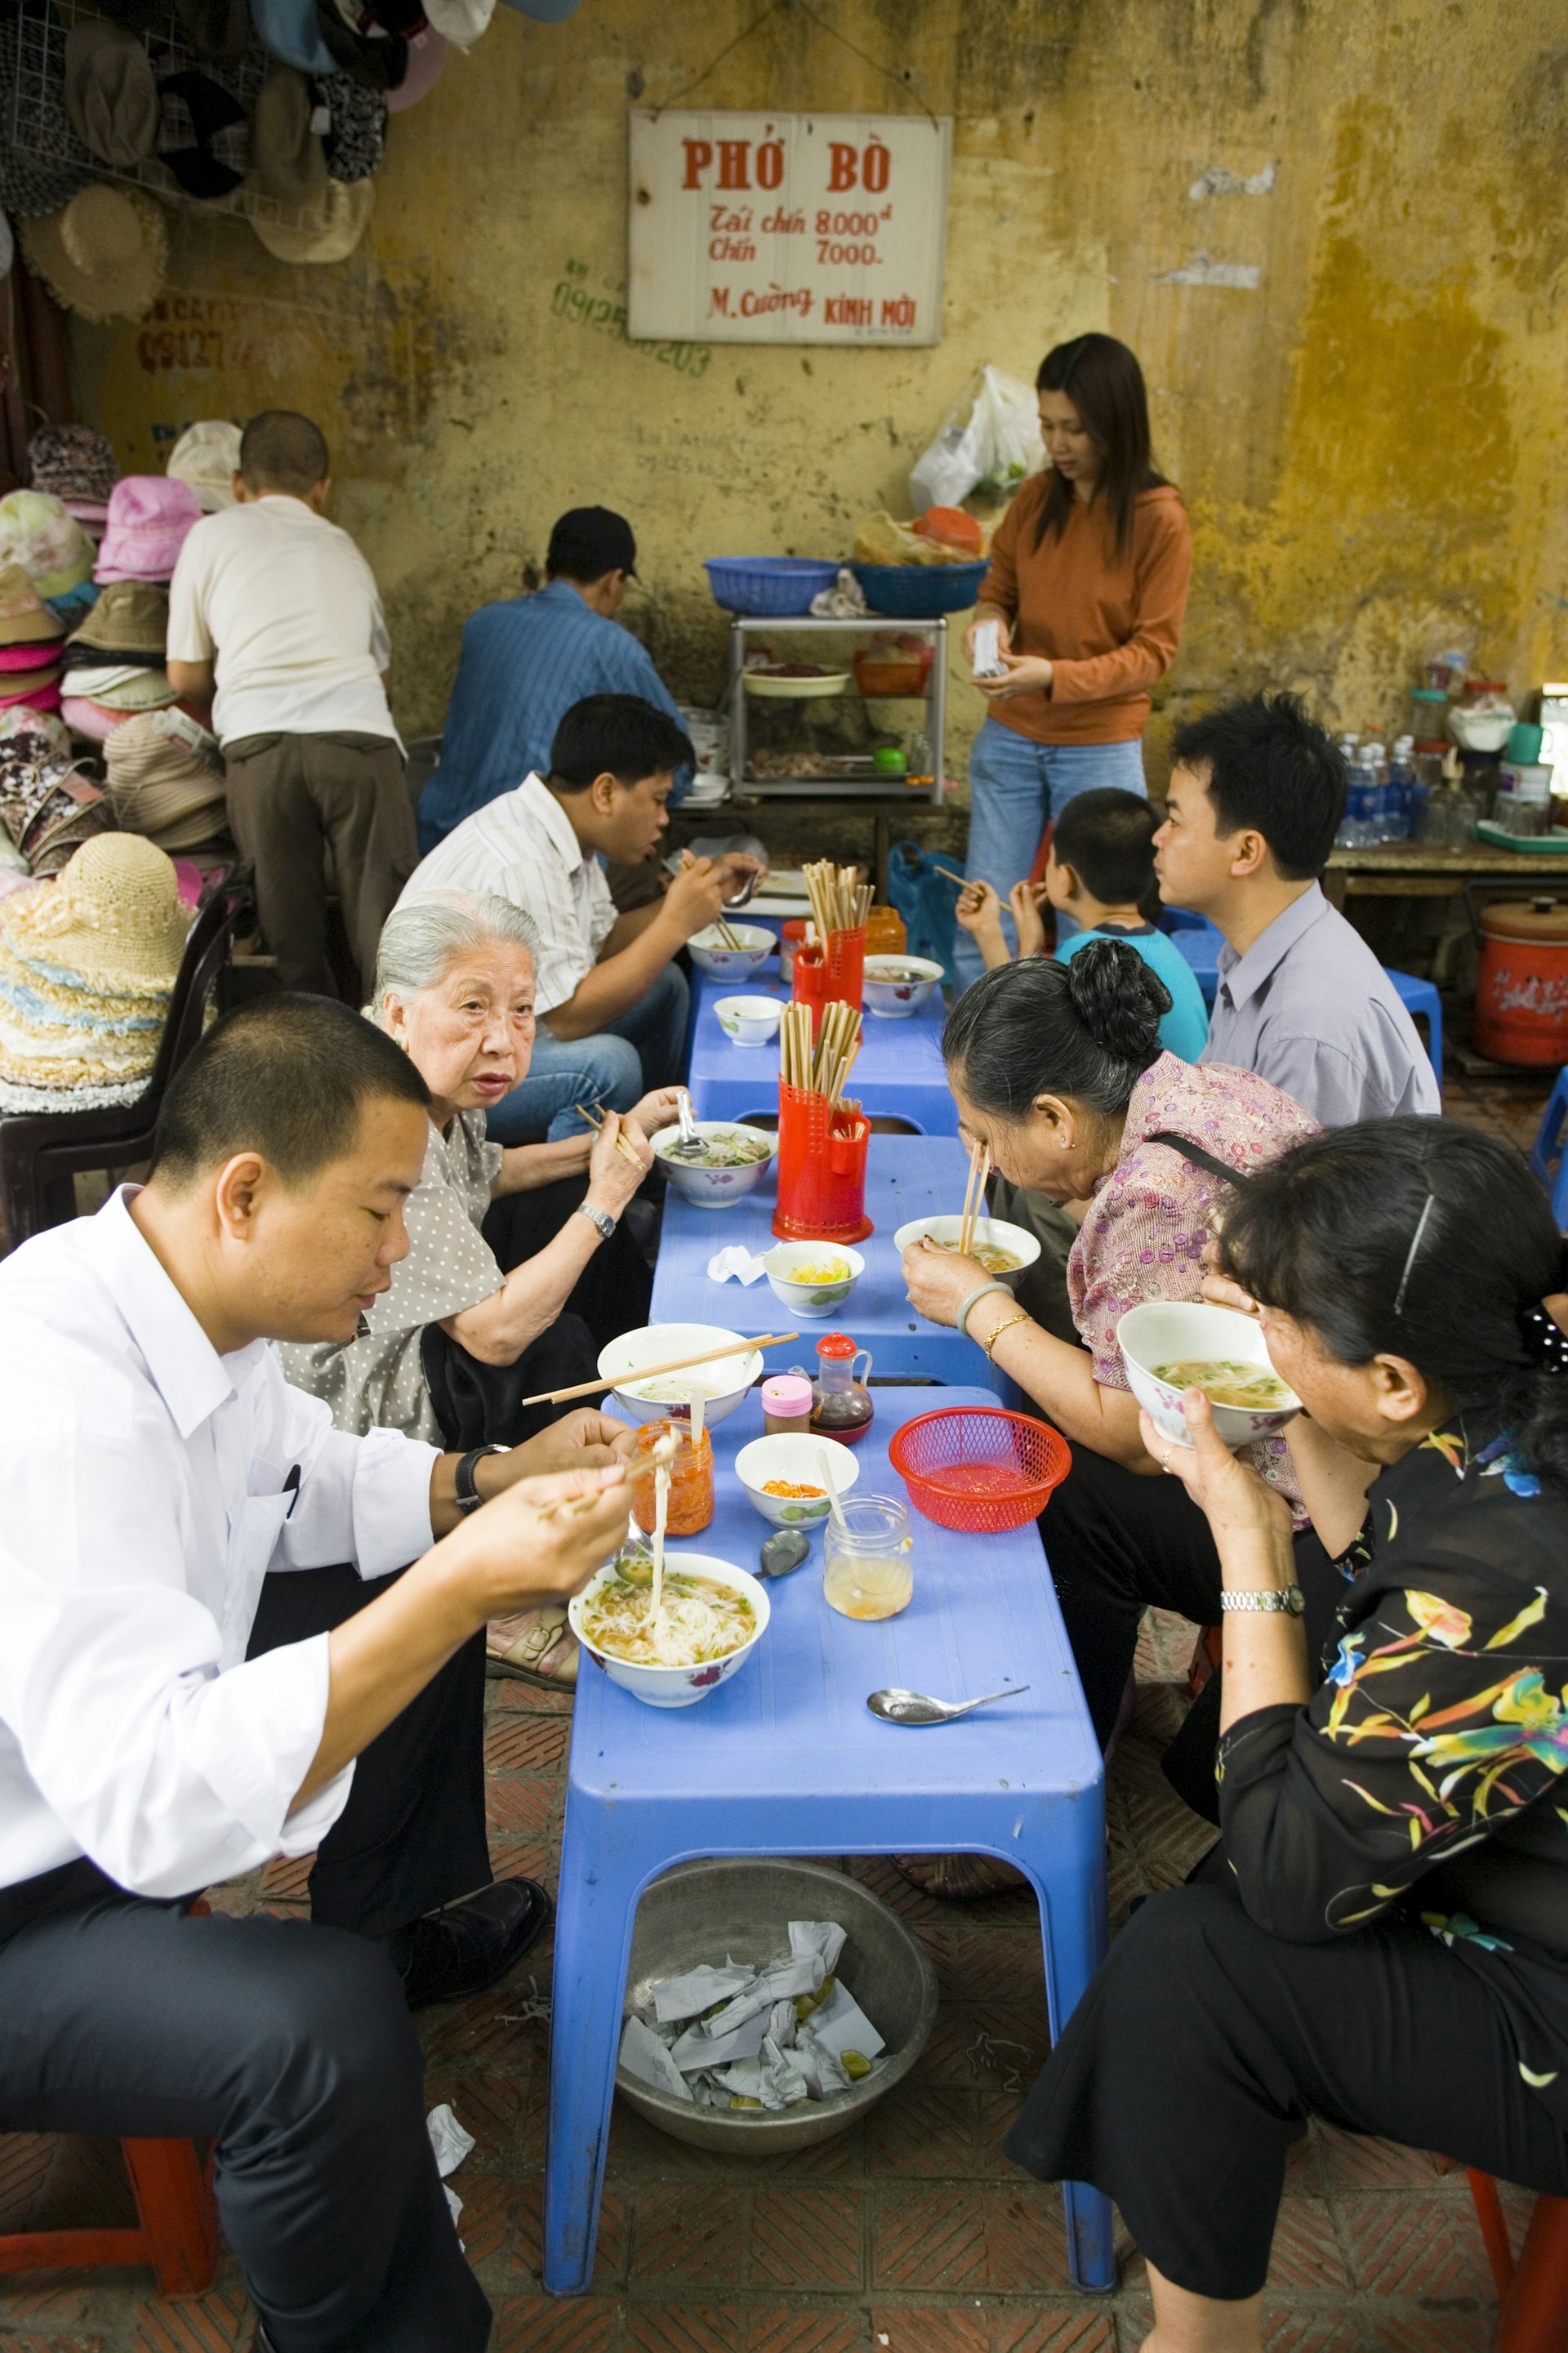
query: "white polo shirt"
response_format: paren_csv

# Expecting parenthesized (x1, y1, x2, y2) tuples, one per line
(396, 771, 618, 1018)
(167, 496, 399, 749)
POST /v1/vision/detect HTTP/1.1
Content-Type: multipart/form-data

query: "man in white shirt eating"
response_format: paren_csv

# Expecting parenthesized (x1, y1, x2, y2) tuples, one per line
(400, 693, 760, 1141)
(167, 410, 418, 1001)
(0, 994, 632, 2353)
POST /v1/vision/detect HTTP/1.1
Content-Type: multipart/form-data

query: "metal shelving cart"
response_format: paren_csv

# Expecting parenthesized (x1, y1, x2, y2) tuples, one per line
(726, 615, 948, 807)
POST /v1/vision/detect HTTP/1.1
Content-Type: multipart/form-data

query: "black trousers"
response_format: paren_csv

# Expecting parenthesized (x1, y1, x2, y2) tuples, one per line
(1043, 1439, 1342, 1812)
(246, 1561, 491, 1938)
(1005, 1871, 1568, 2301)
(0, 1878, 490, 2351)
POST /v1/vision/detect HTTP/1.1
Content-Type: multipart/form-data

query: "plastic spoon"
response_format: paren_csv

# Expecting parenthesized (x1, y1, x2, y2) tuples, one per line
(866, 1685, 1031, 1727)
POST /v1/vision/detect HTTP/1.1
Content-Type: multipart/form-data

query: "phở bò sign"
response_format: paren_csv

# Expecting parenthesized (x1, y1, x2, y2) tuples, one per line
(628, 110, 951, 346)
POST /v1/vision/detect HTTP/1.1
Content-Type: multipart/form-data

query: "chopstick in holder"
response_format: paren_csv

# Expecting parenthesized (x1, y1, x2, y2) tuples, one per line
(521, 1331, 800, 1409)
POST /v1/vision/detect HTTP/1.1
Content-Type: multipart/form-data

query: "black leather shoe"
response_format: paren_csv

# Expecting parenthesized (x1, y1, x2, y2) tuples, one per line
(397, 1877, 553, 2010)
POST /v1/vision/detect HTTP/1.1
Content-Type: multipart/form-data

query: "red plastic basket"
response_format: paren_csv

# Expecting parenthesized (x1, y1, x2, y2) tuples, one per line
(888, 1408, 1071, 1532)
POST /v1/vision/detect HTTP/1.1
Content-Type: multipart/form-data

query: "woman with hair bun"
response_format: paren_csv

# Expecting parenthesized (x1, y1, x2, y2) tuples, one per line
(900, 938, 1316, 1892)
(1006, 1119, 1568, 2350)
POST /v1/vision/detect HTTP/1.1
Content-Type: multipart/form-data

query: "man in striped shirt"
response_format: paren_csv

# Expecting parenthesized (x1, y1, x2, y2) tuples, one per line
(417, 506, 692, 851)
(399, 696, 758, 1143)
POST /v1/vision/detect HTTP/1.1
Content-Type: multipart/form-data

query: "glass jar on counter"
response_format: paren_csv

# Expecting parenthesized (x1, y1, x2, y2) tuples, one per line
(822, 1495, 912, 1620)
(630, 1417, 713, 1536)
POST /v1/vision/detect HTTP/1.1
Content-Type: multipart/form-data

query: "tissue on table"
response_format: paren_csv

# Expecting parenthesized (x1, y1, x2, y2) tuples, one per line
(708, 1245, 768, 1286)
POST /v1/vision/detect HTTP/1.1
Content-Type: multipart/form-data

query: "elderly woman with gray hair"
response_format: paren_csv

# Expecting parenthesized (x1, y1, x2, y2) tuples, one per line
(279, 889, 677, 1690)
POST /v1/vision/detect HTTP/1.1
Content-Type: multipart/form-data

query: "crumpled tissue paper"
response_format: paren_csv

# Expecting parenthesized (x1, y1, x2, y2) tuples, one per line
(707, 1246, 768, 1285)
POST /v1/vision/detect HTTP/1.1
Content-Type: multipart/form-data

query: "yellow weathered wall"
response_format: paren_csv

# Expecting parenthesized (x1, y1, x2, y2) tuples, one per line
(69, 0, 1568, 778)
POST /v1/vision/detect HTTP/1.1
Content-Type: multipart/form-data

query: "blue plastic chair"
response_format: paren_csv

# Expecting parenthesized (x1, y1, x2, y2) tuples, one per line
(1530, 1067, 1568, 1228)
(543, 1388, 1112, 2298)
(1386, 970, 1443, 1077)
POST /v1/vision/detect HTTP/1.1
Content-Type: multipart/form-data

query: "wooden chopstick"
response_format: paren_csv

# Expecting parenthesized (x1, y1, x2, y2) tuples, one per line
(520, 1331, 800, 1408)
(933, 864, 971, 890)
(573, 1100, 647, 1168)
(960, 1141, 991, 1259)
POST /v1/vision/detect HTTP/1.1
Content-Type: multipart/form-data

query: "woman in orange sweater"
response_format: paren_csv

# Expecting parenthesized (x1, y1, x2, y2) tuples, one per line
(953, 334, 1193, 992)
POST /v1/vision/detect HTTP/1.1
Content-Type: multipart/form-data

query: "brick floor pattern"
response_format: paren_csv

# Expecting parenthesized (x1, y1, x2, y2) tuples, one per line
(0, 1065, 1544, 2352)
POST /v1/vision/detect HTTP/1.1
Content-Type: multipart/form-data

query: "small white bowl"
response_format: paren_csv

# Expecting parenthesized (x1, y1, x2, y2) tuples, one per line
(651, 1120, 777, 1208)
(597, 1322, 764, 1425)
(733, 1433, 860, 1527)
(863, 954, 944, 1018)
(688, 924, 775, 981)
(569, 1550, 770, 1708)
(893, 1214, 1041, 1290)
(1117, 1299, 1301, 1450)
(762, 1241, 865, 1319)
(715, 993, 785, 1047)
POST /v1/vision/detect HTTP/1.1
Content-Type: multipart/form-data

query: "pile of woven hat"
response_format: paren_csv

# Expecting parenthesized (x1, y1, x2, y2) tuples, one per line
(0, 0, 581, 318)
(60, 474, 202, 742)
(0, 831, 192, 1111)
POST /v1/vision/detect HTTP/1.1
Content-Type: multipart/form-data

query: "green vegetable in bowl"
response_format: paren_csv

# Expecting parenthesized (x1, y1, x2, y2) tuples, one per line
(657, 1130, 772, 1169)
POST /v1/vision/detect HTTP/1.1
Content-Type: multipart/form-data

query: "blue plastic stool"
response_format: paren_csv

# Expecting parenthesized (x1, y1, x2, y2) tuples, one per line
(1169, 923, 1223, 1006)
(1385, 970, 1443, 1077)
(1530, 1067, 1568, 1228)
(543, 1389, 1112, 2298)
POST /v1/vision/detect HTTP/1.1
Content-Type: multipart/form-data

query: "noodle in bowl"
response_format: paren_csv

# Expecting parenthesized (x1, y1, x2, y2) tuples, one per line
(570, 1552, 771, 1708)
(1117, 1299, 1302, 1450)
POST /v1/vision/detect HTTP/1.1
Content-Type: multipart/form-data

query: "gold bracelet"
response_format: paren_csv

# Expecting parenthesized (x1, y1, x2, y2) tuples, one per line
(982, 1310, 1031, 1361)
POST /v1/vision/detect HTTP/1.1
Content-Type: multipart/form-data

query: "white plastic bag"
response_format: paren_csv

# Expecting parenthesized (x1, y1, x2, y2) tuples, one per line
(909, 365, 1041, 512)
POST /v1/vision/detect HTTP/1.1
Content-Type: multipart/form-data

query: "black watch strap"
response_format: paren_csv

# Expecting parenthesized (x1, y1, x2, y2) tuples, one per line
(454, 1443, 504, 1516)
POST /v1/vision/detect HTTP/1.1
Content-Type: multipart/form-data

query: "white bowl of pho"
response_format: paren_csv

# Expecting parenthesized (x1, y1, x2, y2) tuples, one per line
(650, 1120, 777, 1207)
(1116, 1299, 1301, 1450)
(863, 954, 944, 1018)
(687, 923, 775, 981)
(893, 1213, 1040, 1290)
(597, 1323, 764, 1427)
(570, 1549, 771, 1708)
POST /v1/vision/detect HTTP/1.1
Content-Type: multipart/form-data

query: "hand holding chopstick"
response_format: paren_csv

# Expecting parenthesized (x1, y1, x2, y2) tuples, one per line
(573, 1100, 651, 1170)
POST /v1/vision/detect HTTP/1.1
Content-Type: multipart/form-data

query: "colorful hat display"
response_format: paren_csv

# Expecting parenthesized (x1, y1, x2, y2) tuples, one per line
(252, 64, 328, 205)
(314, 0, 408, 91)
(175, 0, 252, 62)
(0, 709, 72, 760)
(95, 477, 202, 585)
(0, 728, 108, 874)
(0, 492, 95, 602)
(251, 172, 374, 263)
(61, 697, 130, 742)
(251, 0, 336, 75)
(157, 68, 250, 198)
(422, 0, 488, 48)
(0, 9, 99, 218)
(63, 16, 159, 167)
(60, 663, 177, 711)
(20, 185, 169, 323)
(0, 834, 190, 1107)
(313, 69, 386, 172)
(166, 421, 242, 512)
(383, 24, 443, 109)
(29, 425, 120, 508)
(67, 578, 170, 661)
(0, 564, 69, 651)
(105, 708, 228, 852)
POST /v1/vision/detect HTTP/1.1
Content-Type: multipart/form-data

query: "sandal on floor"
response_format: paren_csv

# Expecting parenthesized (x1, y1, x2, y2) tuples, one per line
(893, 1852, 1030, 1902)
(485, 1604, 580, 1692)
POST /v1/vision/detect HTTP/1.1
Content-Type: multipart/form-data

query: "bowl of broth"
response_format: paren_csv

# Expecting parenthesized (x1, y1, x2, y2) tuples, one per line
(1116, 1300, 1301, 1450)
(650, 1120, 778, 1208)
(598, 1323, 765, 1426)
(893, 1214, 1040, 1291)
(570, 1549, 770, 1708)
(687, 923, 776, 982)
(863, 954, 944, 1018)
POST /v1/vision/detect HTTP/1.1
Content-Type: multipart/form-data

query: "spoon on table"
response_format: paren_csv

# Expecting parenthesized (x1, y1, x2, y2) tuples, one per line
(663, 1086, 707, 1162)
(866, 1685, 1031, 1727)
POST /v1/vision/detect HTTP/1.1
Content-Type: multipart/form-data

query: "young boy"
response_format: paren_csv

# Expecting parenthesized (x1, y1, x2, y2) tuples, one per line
(955, 787, 1209, 1060)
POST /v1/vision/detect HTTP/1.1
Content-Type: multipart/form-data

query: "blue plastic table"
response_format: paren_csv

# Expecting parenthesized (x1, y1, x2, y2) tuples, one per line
(684, 960, 958, 1134)
(650, 1132, 1014, 1393)
(544, 1388, 1110, 2294)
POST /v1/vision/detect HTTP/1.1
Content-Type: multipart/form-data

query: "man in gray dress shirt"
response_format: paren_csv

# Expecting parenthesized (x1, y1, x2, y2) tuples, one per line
(1153, 693, 1441, 1126)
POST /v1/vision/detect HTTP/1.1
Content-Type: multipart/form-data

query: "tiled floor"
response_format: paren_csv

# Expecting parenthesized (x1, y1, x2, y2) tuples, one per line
(1, 1054, 1551, 2353)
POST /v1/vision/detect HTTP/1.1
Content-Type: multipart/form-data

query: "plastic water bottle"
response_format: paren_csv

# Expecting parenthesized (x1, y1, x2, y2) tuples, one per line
(1337, 741, 1379, 847)
(1362, 741, 1389, 841)
(1386, 735, 1416, 841)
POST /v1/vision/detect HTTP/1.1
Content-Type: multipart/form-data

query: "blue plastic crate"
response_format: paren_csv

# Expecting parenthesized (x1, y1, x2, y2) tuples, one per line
(849, 559, 988, 618)
(703, 557, 842, 616)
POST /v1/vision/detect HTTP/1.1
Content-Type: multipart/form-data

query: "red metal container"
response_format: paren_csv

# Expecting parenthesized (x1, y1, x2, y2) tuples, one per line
(1474, 898, 1568, 1065)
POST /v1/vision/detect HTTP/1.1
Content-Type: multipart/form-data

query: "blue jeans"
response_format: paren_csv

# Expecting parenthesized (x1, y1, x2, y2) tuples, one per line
(952, 719, 1147, 992)
(484, 963, 690, 1144)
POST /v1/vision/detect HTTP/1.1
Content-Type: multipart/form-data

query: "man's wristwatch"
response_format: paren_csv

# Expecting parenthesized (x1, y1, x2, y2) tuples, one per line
(1220, 1585, 1306, 1615)
(454, 1443, 506, 1516)
(576, 1204, 617, 1243)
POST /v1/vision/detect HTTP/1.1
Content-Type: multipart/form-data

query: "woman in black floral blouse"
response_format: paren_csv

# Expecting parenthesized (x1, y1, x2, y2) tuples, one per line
(1009, 1118, 1568, 2351)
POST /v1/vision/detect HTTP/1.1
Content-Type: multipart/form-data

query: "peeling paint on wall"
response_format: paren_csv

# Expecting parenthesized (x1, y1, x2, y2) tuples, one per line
(1152, 254, 1263, 288)
(1187, 160, 1278, 199)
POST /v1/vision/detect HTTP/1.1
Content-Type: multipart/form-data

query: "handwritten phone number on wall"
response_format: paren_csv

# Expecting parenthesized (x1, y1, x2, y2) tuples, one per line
(550, 280, 710, 376)
(138, 326, 263, 371)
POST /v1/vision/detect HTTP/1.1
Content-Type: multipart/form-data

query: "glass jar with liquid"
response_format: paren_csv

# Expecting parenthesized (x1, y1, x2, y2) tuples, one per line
(808, 1332, 874, 1442)
(822, 1495, 912, 1620)
(630, 1418, 713, 1536)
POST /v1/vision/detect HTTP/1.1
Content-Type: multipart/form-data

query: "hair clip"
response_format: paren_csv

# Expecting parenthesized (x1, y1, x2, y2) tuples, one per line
(1392, 1191, 1437, 1317)
(1517, 1301, 1568, 1375)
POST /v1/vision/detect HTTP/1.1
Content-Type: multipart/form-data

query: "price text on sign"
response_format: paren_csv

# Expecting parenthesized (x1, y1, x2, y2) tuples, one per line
(628, 109, 951, 346)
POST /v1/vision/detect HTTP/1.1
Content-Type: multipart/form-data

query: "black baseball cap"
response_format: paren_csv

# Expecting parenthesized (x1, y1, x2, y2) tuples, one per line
(546, 506, 639, 582)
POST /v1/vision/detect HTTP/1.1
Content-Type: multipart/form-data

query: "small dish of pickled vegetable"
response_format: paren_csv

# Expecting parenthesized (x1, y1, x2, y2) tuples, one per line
(735, 1433, 860, 1526)
(763, 1241, 865, 1318)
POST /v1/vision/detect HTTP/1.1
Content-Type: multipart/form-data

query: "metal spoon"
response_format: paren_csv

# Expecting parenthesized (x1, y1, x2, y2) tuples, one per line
(866, 1685, 1031, 1727)
(663, 1086, 707, 1162)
